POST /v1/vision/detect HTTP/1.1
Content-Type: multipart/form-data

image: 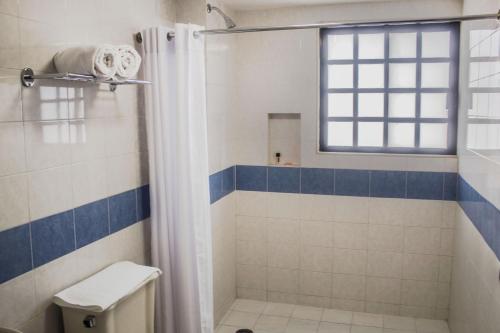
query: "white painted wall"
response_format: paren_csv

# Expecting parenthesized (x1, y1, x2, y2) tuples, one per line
(232, 0, 461, 171)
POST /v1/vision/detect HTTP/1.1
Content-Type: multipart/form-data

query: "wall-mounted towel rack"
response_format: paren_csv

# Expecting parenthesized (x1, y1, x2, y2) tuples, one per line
(20, 68, 151, 92)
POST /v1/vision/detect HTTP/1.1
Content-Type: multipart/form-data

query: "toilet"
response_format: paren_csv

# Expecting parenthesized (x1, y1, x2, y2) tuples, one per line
(53, 261, 161, 333)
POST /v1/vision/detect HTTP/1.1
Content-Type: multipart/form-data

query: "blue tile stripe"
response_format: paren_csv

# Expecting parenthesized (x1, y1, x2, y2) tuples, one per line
(457, 175, 500, 260)
(209, 166, 236, 203)
(0, 164, 461, 285)
(216, 165, 457, 202)
(212, 166, 500, 261)
(0, 184, 151, 284)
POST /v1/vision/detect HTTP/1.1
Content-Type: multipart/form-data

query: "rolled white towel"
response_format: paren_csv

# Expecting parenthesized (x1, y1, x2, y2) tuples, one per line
(53, 45, 118, 79)
(115, 45, 142, 80)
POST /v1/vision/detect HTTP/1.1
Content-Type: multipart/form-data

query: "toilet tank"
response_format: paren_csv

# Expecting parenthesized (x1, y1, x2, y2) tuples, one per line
(53, 262, 161, 333)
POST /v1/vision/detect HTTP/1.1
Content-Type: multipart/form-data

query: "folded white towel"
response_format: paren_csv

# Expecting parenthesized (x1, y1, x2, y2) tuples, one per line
(53, 261, 161, 312)
(116, 45, 142, 80)
(53, 45, 118, 79)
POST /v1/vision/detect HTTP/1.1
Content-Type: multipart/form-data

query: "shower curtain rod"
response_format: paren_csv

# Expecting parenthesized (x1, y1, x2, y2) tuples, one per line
(197, 11, 500, 35)
(136, 10, 499, 42)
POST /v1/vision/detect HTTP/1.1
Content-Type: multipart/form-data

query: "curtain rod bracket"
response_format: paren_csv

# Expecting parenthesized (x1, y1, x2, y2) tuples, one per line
(136, 32, 143, 44)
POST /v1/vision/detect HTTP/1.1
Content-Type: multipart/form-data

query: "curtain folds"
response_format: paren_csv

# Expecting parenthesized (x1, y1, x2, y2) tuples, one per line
(141, 24, 213, 333)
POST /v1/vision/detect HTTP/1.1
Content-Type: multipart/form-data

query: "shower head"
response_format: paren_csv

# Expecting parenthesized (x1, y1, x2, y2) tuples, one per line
(207, 3, 236, 29)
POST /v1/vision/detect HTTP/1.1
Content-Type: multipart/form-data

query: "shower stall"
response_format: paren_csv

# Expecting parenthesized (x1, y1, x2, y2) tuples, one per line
(204, 1, 500, 333)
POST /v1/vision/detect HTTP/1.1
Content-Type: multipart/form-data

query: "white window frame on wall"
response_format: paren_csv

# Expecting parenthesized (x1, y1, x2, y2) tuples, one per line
(319, 23, 460, 155)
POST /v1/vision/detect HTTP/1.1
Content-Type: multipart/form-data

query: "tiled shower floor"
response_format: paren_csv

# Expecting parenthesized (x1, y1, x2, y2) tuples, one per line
(216, 299, 450, 333)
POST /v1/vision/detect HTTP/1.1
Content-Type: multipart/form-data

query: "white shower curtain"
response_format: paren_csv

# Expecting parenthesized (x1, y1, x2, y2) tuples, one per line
(141, 25, 213, 333)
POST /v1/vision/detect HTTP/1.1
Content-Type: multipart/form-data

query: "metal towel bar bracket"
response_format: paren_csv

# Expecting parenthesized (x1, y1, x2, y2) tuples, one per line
(20, 67, 151, 92)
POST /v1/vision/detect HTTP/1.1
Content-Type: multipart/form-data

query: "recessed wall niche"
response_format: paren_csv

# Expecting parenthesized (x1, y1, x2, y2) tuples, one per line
(268, 113, 301, 166)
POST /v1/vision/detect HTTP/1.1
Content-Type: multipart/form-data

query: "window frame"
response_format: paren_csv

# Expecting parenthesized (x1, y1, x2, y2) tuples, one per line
(319, 23, 460, 155)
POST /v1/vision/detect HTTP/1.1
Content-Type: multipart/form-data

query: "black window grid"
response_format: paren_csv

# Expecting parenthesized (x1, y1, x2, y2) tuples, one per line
(319, 23, 459, 155)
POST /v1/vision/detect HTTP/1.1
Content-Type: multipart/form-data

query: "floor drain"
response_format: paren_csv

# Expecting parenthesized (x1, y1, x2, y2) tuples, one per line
(235, 330, 253, 333)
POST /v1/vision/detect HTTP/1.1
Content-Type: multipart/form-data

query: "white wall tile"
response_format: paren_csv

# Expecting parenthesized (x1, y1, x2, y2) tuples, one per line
(0, 13, 21, 69)
(402, 254, 440, 281)
(267, 218, 299, 244)
(300, 246, 333, 272)
(0, 69, 22, 121)
(105, 153, 139, 196)
(365, 302, 400, 316)
(300, 220, 333, 247)
(238, 240, 267, 266)
(33, 251, 82, 313)
(0, 0, 18, 16)
(0, 122, 26, 176)
(104, 116, 139, 157)
(0, 174, 29, 232)
(299, 271, 332, 297)
(28, 165, 72, 220)
(268, 241, 299, 269)
(300, 194, 334, 221)
(400, 306, 434, 319)
(330, 298, 365, 312)
(366, 277, 401, 305)
(22, 85, 68, 121)
(267, 267, 299, 294)
(441, 201, 457, 229)
(0, 272, 37, 328)
(367, 251, 402, 278)
(334, 223, 368, 250)
(236, 288, 266, 301)
(71, 158, 107, 207)
(333, 249, 367, 275)
(369, 198, 407, 226)
(333, 197, 370, 223)
(238, 264, 267, 290)
(401, 280, 438, 307)
(268, 193, 301, 219)
(404, 227, 441, 255)
(439, 229, 454, 256)
(237, 191, 268, 217)
(237, 215, 267, 241)
(268, 291, 298, 304)
(438, 256, 452, 283)
(404, 200, 443, 228)
(368, 225, 404, 252)
(69, 119, 107, 163)
(24, 120, 71, 171)
(332, 274, 366, 301)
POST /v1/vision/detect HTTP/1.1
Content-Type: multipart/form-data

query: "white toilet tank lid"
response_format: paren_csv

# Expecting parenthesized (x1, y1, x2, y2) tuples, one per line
(53, 261, 162, 312)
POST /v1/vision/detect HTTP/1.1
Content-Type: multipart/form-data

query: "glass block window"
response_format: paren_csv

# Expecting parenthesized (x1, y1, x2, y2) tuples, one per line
(320, 23, 459, 154)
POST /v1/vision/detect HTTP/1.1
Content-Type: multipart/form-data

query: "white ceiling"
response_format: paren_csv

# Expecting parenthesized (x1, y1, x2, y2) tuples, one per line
(220, 0, 408, 11)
